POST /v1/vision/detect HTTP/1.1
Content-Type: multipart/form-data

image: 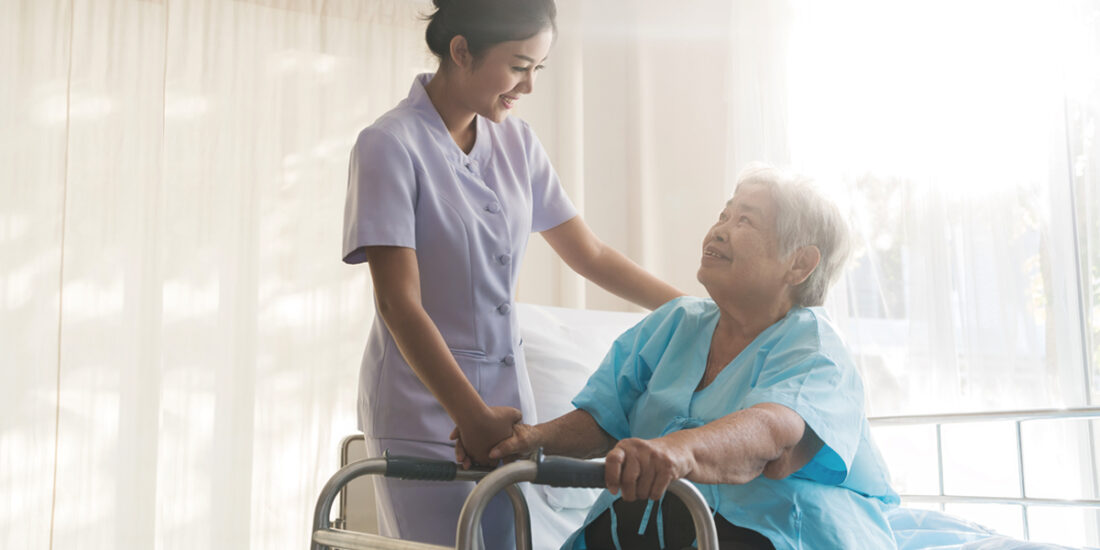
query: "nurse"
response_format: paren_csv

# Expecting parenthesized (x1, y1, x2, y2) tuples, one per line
(341, 0, 683, 546)
(485, 165, 900, 550)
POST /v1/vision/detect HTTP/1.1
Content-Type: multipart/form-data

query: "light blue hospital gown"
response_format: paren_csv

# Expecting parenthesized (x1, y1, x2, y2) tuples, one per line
(568, 296, 900, 550)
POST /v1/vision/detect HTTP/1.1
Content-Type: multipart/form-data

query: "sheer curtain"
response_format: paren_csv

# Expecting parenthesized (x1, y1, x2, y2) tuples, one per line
(785, 0, 1097, 416)
(520, 0, 1099, 544)
(779, 3, 1099, 540)
(517, 0, 758, 309)
(522, 0, 1097, 414)
(1, 0, 434, 548)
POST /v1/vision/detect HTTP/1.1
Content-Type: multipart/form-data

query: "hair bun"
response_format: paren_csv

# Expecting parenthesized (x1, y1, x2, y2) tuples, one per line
(424, 0, 556, 64)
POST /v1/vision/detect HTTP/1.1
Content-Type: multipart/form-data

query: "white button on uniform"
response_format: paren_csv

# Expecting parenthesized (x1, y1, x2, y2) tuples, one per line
(497, 303, 511, 315)
(486, 202, 501, 214)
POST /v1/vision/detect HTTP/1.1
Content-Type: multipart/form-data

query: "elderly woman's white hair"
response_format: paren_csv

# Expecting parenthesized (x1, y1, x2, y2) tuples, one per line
(734, 162, 851, 307)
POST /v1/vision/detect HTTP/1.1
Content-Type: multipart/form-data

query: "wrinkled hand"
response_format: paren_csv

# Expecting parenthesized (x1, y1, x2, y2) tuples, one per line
(450, 406, 521, 467)
(604, 437, 694, 502)
(487, 423, 542, 463)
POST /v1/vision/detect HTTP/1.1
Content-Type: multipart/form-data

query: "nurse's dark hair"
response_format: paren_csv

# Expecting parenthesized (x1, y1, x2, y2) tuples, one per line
(425, 0, 557, 65)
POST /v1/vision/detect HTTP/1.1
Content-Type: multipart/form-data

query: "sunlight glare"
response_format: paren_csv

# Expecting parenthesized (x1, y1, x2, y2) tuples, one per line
(787, 0, 1069, 197)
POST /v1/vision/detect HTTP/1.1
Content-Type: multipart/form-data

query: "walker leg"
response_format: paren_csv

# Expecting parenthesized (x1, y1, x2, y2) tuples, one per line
(504, 484, 533, 550)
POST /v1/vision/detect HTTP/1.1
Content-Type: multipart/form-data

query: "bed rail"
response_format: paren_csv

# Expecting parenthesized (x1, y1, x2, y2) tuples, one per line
(868, 406, 1100, 540)
(869, 407, 1100, 425)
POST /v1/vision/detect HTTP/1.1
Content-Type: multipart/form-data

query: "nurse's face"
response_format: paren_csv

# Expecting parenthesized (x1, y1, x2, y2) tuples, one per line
(460, 29, 553, 123)
(697, 184, 792, 308)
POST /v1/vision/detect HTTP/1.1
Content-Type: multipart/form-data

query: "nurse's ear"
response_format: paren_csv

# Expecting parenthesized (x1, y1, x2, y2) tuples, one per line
(448, 35, 474, 70)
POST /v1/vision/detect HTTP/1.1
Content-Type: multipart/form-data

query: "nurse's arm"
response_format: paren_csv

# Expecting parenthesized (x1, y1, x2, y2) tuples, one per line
(666, 402, 823, 484)
(542, 216, 684, 310)
(363, 245, 519, 463)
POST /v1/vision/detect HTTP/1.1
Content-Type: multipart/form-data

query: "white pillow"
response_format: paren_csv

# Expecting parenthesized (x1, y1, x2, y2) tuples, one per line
(516, 303, 646, 525)
(517, 303, 646, 422)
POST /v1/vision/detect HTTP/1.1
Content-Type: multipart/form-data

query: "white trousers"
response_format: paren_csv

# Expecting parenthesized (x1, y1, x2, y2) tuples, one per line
(365, 437, 516, 549)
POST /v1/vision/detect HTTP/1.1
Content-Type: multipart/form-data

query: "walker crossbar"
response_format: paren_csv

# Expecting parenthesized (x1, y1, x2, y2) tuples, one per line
(312, 453, 720, 550)
(455, 454, 720, 550)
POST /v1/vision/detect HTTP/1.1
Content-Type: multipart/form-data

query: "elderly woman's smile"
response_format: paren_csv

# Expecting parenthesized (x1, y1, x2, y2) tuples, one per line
(702, 245, 731, 263)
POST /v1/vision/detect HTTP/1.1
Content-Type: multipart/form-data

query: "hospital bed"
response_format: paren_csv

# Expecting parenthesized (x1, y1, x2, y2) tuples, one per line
(318, 303, 1100, 550)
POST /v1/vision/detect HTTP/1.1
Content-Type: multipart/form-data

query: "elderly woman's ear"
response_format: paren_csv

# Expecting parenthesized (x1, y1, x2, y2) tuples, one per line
(784, 245, 822, 287)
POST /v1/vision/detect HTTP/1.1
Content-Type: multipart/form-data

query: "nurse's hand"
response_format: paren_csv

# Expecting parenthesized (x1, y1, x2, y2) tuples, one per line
(454, 405, 522, 466)
(449, 427, 473, 470)
(487, 423, 542, 462)
(604, 437, 694, 502)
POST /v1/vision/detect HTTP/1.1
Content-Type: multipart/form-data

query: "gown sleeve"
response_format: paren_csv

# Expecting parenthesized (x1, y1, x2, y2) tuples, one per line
(342, 127, 418, 264)
(570, 321, 651, 441)
(742, 320, 866, 485)
(570, 298, 689, 441)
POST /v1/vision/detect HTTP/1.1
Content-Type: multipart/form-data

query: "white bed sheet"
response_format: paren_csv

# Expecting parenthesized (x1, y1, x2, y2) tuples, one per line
(888, 508, 1095, 550)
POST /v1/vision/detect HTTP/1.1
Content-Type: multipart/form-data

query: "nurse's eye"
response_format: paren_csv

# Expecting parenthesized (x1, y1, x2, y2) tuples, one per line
(512, 66, 532, 73)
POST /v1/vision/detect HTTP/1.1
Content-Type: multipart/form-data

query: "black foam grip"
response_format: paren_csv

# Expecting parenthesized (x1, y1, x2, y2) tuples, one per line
(383, 452, 458, 481)
(534, 455, 606, 488)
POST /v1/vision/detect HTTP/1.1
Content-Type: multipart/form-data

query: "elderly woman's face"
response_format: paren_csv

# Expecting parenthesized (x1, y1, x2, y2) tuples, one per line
(697, 183, 792, 305)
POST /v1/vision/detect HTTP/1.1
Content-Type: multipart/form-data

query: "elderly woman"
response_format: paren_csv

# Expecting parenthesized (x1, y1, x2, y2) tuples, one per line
(478, 165, 899, 549)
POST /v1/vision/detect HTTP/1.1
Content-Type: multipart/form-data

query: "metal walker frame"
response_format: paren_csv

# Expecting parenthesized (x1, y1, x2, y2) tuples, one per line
(311, 452, 720, 550)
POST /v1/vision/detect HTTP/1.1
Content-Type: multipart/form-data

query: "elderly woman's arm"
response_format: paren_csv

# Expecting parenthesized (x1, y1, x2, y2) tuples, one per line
(604, 403, 824, 502)
(487, 409, 618, 461)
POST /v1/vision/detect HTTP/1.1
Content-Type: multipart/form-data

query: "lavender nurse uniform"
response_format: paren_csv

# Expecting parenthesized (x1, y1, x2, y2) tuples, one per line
(342, 73, 577, 547)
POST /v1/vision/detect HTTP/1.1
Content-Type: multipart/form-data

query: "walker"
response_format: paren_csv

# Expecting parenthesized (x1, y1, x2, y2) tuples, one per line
(311, 451, 720, 550)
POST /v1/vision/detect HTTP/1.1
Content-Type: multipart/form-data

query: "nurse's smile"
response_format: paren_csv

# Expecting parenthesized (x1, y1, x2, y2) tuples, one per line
(501, 94, 518, 109)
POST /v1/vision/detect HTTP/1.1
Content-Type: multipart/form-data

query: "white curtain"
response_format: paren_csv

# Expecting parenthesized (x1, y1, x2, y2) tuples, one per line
(517, 0, 755, 310)
(519, 0, 1100, 415)
(784, 0, 1098, 416)
(1, 0, 434, 548)
(518, 0, 1099, 544)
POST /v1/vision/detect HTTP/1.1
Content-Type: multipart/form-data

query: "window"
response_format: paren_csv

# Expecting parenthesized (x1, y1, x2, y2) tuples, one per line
(785, 1, 1100, 545)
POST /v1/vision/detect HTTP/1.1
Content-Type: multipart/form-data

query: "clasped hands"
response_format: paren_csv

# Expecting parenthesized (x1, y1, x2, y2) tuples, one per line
(450, 412, 693, 502)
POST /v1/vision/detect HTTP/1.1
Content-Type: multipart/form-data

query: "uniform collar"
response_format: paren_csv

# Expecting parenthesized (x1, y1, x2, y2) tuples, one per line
(407, 73, 492, 166)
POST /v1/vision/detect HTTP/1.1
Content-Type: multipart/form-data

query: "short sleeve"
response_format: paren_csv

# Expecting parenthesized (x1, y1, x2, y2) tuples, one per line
(342, 128, 418, 264)
(570, 321, 651, 441)
(571, 298, 691, 440)
(743, 338, 865, 485)
(523, 122, 578, 232)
